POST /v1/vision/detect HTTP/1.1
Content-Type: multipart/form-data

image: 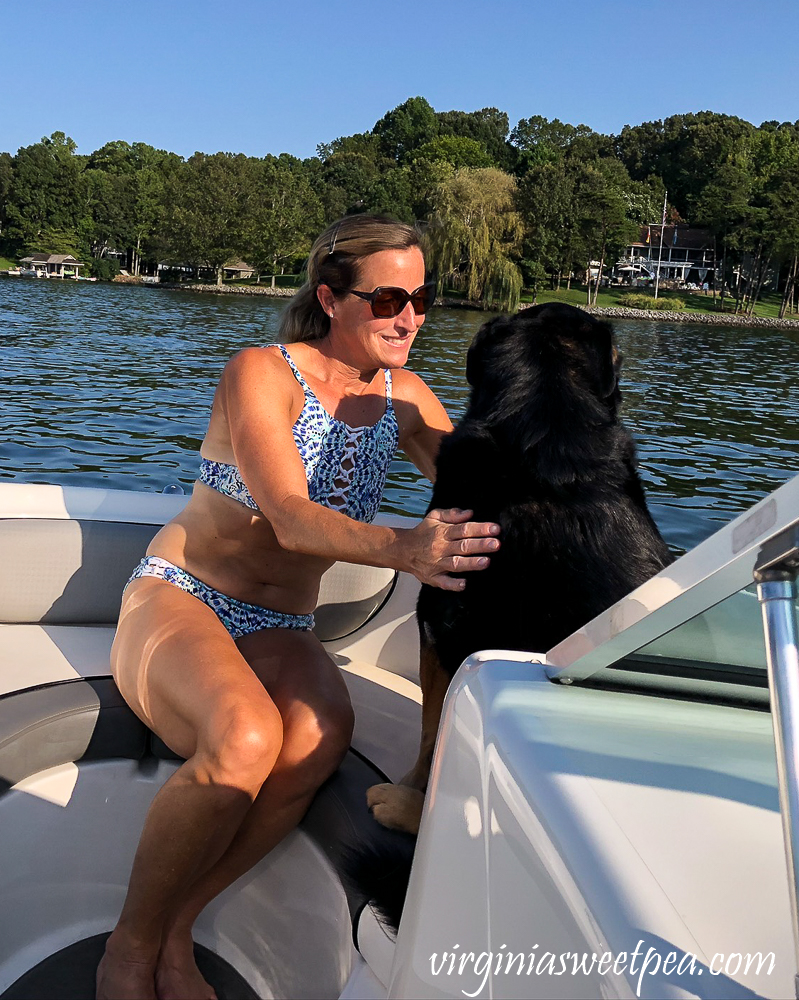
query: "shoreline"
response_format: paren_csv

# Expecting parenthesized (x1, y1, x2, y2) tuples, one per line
(577, 305, 799, 329)
(6, 273, 796, 330)
(150, 283, 799, 330)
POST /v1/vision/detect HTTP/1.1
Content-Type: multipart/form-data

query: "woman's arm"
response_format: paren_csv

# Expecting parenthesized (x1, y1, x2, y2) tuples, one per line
(222, 349, 498, 591)
(391, 368, 454, 483)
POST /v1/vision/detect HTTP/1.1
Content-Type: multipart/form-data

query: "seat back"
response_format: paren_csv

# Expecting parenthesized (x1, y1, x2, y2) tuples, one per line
(0, 517, 395, 640)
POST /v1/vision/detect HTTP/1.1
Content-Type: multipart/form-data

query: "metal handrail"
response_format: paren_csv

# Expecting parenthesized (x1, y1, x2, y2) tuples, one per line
(756, 526, 799, 999)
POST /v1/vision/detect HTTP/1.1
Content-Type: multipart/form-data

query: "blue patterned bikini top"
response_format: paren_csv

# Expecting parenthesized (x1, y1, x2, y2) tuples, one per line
(198, 344, 399, 523)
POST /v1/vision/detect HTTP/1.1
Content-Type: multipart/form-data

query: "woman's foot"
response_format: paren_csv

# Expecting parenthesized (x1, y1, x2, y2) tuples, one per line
(96, 936, 158, 1000)
(156, 928, 217, 1000)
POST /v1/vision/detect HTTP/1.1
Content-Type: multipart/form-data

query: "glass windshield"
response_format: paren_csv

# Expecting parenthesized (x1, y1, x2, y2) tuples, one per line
(606, 584, 797, 690)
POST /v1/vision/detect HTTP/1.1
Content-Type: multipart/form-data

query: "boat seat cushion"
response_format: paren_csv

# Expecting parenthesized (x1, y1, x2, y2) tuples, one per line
(0, 517, 395, 639)
(0, 678, 147, 793)
(0, 676, 398, 919)
(0, 519, 156, 625)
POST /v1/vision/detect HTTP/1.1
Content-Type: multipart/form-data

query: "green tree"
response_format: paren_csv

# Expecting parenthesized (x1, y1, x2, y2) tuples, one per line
(318, 151, 382, 221)
(5, 132, 88, 255)
(425, 167, 523, 310)
(436, 107, 512, 167)
(511, 115, 593, 152)
(0, 151, 13, 250)
(85, 141, 182, 274)
(573, 159, 640, 304)
(516, 160, 578, 288)
(245, 154, 323, 282)
(615, 112, 756, 220)
(164, 152, 253, 284)
(373, 97, 439, 162)
(413, 135, 493, 169)
(316, 132, 381, 162)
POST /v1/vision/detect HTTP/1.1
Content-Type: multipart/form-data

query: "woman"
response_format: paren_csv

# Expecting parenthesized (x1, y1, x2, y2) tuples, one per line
(97, 215, 500, 1000)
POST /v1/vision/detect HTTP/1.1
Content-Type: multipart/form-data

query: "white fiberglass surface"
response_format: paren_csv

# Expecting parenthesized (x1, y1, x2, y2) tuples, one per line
(0, 759, 352, 998)
(391, 656, 792, 1000)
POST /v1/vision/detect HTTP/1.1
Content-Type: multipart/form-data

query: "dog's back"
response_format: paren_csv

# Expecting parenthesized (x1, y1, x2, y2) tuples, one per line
(418, 303, 673, 675)
(352, 305, 673, 934)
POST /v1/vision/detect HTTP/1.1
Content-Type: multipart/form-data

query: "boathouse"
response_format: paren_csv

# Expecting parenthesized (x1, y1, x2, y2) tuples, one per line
(19, 254, 86, 278)
(615, 226, 716, 288)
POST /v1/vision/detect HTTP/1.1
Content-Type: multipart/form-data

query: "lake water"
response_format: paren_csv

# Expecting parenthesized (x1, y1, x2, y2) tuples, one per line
(1, 278, 797, 554)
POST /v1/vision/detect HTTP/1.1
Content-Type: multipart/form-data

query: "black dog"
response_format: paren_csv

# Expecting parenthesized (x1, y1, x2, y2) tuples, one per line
(358, 302, 673, 926)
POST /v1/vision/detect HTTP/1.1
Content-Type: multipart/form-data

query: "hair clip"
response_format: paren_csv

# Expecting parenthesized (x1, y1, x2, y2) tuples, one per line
(328, 224, 341, 256)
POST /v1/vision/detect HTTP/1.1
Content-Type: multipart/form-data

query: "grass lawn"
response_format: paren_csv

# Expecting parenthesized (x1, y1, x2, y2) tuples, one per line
(0, 256, 18, 270)
(519, 285, 794, 320)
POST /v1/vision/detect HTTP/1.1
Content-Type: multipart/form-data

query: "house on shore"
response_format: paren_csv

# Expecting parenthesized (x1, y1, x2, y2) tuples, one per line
(223, 260, 256, 280)
(615, 226, 716, 288)
(20, 254, 86, 278)
(154, 259, 256, 283)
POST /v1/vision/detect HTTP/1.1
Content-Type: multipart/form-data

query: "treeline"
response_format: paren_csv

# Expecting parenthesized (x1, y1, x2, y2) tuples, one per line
(1, 98, 798, 315)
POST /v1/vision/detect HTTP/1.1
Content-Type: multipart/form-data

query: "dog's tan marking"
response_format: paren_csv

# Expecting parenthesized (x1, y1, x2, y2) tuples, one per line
(367, 639, 453, 835)
(367, 783, 425, 834)
(400, 638, 451, 791)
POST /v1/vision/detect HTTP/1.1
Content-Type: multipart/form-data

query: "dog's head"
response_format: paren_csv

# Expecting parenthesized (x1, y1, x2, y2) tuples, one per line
(464, 303, 623, 482)
(467, 302, 619, 399)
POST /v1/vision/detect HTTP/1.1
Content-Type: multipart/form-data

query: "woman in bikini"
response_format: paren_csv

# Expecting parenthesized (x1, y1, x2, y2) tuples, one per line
(97, 215, 500, 1000)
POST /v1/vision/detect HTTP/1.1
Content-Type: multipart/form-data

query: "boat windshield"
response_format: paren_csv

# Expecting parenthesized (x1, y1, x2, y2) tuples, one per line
(544, 475, 799, 702)
(601, 584, 795, 699)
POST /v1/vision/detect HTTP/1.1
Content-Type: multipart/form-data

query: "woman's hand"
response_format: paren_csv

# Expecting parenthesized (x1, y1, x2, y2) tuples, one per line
(400, 508, 500, 590)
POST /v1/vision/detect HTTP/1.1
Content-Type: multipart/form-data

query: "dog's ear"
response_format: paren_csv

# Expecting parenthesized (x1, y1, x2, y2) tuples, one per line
(466, 316, 511, 387)
(576, 321, 617, 400)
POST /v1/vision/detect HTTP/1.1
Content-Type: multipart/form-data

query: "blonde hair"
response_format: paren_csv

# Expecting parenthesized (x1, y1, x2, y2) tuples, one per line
(279, 215, 424, 343)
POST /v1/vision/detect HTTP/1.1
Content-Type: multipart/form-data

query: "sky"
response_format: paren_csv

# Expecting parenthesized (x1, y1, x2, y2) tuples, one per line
(2, 0, 798, 160)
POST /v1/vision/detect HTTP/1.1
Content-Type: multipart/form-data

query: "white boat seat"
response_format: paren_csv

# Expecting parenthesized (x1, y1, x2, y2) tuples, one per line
(0, 679, 146, 792)
(0, 676, 398, 919)
(0, 516, 396, 639)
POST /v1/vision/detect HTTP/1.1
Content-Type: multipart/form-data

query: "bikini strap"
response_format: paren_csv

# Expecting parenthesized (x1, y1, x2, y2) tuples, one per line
(274, 344, 312, 394)
(274, 343, 392, 409)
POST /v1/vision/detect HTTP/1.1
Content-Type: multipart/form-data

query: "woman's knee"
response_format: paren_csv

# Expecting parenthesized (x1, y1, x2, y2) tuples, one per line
(198, 700, 284, 793)
(286, 694, 354, 782)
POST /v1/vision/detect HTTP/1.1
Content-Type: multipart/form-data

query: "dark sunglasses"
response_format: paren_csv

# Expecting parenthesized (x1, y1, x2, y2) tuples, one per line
(333, 281, 437, 318)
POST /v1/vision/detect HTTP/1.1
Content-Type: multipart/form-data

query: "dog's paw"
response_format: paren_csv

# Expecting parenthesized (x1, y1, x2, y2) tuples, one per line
(366, 782, 425, 835)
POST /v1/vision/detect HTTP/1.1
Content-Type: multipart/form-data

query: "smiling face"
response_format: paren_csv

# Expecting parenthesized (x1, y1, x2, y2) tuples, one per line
(320, 248, 428, 370)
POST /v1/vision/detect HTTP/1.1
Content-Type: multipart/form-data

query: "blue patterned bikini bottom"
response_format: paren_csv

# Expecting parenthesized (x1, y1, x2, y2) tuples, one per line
(126, 556, 315, 639)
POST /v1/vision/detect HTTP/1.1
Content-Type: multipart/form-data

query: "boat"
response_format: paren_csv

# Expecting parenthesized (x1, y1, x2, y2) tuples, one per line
(0, 477, 797, 999)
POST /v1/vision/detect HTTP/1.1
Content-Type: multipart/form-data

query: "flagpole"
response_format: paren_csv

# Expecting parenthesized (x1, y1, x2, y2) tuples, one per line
(654, 191, 667, 299)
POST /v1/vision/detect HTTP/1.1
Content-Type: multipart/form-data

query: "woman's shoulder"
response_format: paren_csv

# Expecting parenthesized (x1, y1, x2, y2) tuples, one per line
(390, 366, 437, 403)
(223, 344, 288, 378)
(220, 345, 300, 399)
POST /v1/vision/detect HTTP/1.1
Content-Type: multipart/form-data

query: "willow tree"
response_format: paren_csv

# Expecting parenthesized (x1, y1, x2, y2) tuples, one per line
(425, 166, 523, 310)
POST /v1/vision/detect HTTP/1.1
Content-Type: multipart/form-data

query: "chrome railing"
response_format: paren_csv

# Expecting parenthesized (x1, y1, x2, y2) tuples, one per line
(756, 525, 799, 999)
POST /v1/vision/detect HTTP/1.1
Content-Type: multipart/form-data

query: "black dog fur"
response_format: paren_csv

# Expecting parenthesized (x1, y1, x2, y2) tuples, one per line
(418, 302, 672, 670)
(352, 302, 673, 932)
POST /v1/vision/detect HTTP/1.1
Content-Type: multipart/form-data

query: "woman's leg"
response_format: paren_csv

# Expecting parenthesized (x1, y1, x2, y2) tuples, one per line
(96, 580, 286, 1000)
(156, 628, 354, 996)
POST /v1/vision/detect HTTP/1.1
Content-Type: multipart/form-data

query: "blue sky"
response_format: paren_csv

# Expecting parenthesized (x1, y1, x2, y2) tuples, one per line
(2, 0, 797, 159)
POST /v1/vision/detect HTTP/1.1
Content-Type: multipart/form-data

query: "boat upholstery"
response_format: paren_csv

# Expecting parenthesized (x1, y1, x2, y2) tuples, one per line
(0, 503, 423, 780)
(0, 674, 394, 920)
(0, 516, 396, 638)
(0, 679, 146, 793)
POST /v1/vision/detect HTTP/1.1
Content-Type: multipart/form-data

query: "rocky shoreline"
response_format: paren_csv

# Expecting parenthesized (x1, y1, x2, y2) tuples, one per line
(581, 305, 799, 329)
(153, 281, 297, 297)
(136, 281, 799, 330)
